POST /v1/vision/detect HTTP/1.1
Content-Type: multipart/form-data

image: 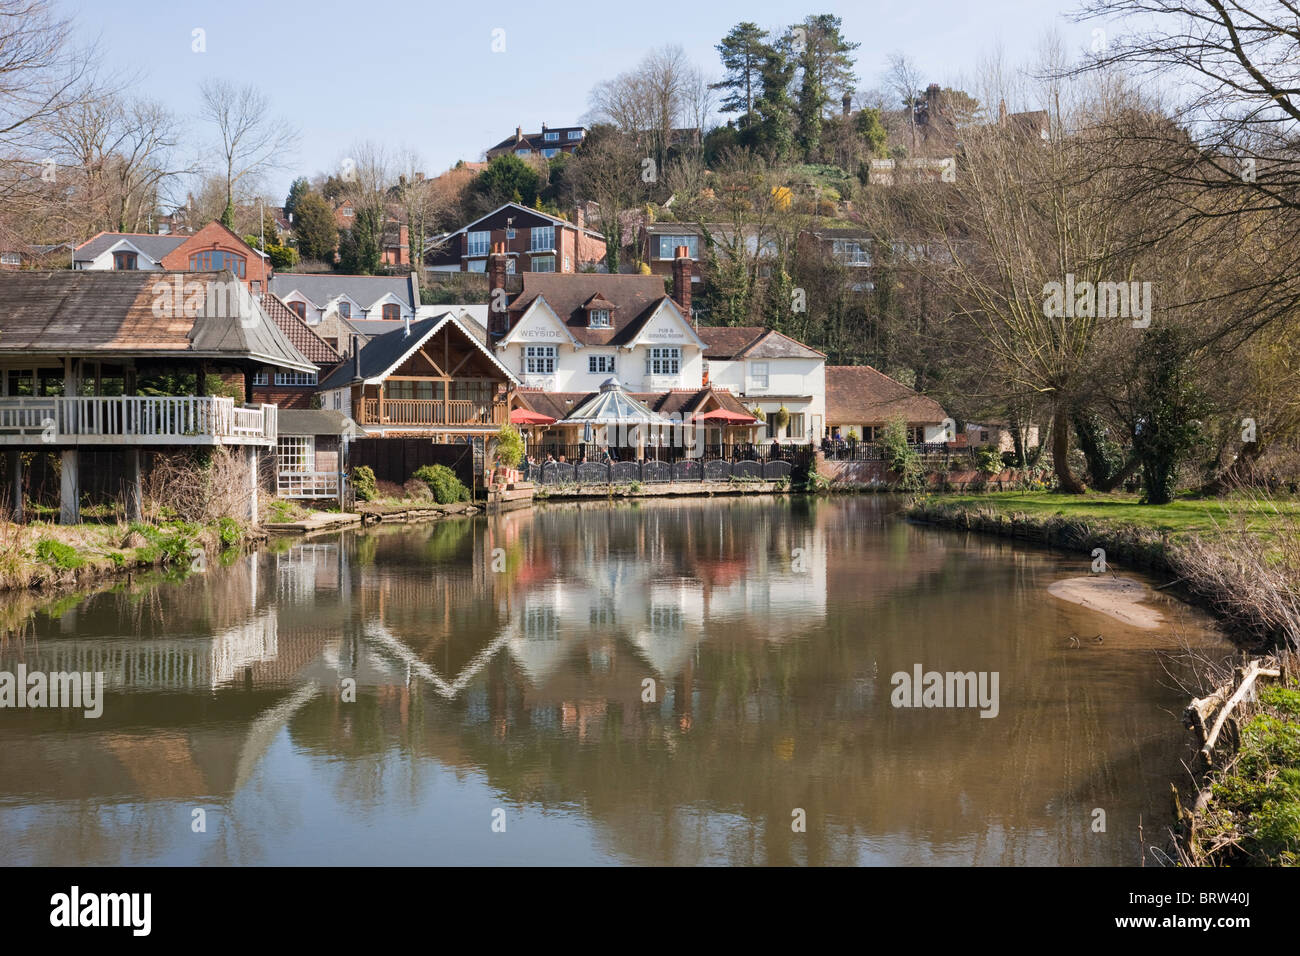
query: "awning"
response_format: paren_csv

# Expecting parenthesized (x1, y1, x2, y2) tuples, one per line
(692, 408, 758, 424)
(511, 408, 557, 425)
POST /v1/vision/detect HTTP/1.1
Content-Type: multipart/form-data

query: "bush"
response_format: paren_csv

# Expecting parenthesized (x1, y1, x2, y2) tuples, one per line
(351, 466, 377, 501)
(495, 424, 524, 469)
(35, 538, 83, 570)
(375, 479, 405, 499)
(880, 417, 924, 491)
(413, 464, 470, 504)
(215, 516, 241, 548)
(403, 478, 434, 500)
(977, 448, 1004, 475)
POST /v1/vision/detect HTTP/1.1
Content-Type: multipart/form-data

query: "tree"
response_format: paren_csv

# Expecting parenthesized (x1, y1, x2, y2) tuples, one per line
(792, 15, 859, 159)
(199, 79, 298, 216)
(292, 191, 338, 263)
(284, 177, 310, 220)
(885, 53, 925, 154)
(748, 42, 796, 163)
(571, 127, 642, 272)
(589, 45, 705, 171)
(1128, 326, 1206, 504)
(469, 154, 540, 212)
(712, 22, 769, 126)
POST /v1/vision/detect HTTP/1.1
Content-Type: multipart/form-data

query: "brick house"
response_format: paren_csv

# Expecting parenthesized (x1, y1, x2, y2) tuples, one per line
(74, 221, 272, 296)
(485, 124, 586, 160)
(424, 202, 604, 275)
(250, 293, 343, 409)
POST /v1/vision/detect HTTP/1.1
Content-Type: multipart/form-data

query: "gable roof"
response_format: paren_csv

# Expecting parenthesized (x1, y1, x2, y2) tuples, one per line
(270, 273, 419, 311)
(697, 326, 825, 361)
(73, 232, 187, 264)
(318, 312, 518, 390)
(448, 202, 604, 241)
(261, 293, 342, 366)
(824, 365, 947, 423)
(505, 273, 688, 347)
(0, 271, 315, 371)
(488, 126, 586, 153)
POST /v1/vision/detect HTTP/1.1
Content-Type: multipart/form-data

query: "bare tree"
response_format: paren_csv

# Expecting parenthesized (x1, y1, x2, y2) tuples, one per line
(885, 53, 925, 154)
(199, 79, 298, 219)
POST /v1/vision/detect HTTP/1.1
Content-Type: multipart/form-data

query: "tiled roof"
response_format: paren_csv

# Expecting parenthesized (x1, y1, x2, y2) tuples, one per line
(318, 313, 516, 390)
(698, 326, 825, 360)
(73, 232, 187, 263)
(824, 365, 947, 423)
(517, 386, 749, 422)
(0, 270, 314, 371)
(270, 273, 418, 310)
(261, 293, 342, 366)
(507, 273, 679, 347)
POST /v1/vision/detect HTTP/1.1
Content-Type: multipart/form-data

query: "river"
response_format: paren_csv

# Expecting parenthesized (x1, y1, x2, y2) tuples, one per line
(0, 496, 1230, 865)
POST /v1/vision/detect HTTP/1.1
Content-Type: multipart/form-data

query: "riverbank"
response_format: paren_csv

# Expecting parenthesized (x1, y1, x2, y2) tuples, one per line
(904, 490, 1300, 865)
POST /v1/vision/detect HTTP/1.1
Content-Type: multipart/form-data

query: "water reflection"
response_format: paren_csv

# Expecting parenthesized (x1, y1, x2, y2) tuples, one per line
(0, 497, 1230, 865)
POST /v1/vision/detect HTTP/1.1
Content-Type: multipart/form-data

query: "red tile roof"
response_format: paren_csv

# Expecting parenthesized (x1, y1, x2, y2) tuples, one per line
(824, 365, 947, 423)
(262, 293, 342, 366)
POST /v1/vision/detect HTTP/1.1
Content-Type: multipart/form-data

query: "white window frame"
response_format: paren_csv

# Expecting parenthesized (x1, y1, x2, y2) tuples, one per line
(252, 371, 269, 386)
(656, 235, 698, 260)
(750, 362, 769, 389)
(567, 130, 583, 140)
(544, 131, 559, 142)
(530, 255, 555, 273)
(466, 230, 490, 257)
(530, 226, 555, 252)
(588, 354, 615, 374)
(646, 347, 681, 376)
(525, 345, 557, 374)
(589, 308, 611, 328)
(0, 252, 21, 265)
(274, 371, 318, 386)
(787, 413, 805, 439)
(276, 435, 314, 474)
(515, 148, 531, 156)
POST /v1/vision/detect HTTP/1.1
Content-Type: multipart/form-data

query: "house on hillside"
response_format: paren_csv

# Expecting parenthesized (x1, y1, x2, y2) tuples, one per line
(316, 312, 517, 439)
(697, 327, 825, 445)
(485, 124, 587, 160)
(0, 270, 316, 524)
(73, 222, 273, 295)
(251, 294, 343, 408)
(269, 273, 421, 354)
(424, 202, 604, 275)
(639, 222, 779, 291)
(823, 365, 949, 445)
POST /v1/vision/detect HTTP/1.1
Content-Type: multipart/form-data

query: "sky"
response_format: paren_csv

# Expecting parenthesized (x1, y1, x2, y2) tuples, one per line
(67, 0, 1100, 205)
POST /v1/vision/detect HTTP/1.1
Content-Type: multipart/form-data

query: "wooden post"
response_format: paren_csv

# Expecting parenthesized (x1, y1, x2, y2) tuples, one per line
(7, 450, 22, 521)
(245, 446, 259, 526)
(60, 449, 79, 524)
(124, 448, 143, 522)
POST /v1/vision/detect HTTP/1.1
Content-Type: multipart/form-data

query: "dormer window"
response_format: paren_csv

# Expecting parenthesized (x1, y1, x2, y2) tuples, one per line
(589, 308, 611, 328)
(113, 250, 138, 270)
(544, 131, 559, 142)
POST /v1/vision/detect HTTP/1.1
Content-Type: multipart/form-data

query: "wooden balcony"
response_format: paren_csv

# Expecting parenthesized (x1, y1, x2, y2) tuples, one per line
(0, 396, 278, 447)
(359, 398, 507, 428)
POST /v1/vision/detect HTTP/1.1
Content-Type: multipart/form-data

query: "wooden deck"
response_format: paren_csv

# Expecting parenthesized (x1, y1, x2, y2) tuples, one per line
(0, 396, 278, 447)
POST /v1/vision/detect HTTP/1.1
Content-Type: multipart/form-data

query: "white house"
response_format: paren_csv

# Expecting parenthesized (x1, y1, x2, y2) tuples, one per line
(269, 274, 420, 355)
(698, 327, 826, 445)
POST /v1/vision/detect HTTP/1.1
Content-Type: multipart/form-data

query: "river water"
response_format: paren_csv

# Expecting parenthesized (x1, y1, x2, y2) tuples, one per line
(0, 497, 1230, 865)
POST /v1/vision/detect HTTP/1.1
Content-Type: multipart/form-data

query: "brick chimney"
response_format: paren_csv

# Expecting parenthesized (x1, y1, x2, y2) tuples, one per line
(488, 241, 510, 339)
(573, 205, 585, 231)
(671, 245, 692, 317)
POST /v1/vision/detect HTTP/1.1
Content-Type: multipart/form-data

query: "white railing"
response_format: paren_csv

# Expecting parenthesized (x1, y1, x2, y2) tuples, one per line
(277, 471, 340, 499)
(0, 396, 277, 445)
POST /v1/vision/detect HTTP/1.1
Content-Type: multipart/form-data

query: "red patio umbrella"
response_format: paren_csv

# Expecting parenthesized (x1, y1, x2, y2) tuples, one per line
(510, 408, 557, 425)
(692, 408, 758, 424)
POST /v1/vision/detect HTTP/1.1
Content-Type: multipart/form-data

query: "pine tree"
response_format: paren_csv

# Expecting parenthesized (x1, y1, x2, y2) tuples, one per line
(791, 15, 859, 159)
(711, 22, 769, 128)
(748, 43, 795, 164)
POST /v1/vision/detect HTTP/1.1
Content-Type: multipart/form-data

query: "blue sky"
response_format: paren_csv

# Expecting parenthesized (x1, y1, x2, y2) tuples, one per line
(69, 0, 1095, 203)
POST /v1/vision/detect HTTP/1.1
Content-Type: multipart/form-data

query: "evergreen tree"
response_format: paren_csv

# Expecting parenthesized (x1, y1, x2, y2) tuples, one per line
(292, 191, 338, 263)
(792, 14, 859, 158)
(748, 43, 796, 163)
(284, 177, 310, 220)
(711, 22, 770, 128)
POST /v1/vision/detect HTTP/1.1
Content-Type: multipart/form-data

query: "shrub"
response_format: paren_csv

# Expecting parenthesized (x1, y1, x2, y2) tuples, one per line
(351, 465, 377, 501)
(495, 424, 524, 469)
(35, 538, 83, 570)
(375, 479, 405, 499)
(403, 478, 434, 500)
(215, 516, 241, 548)
(977, 448, 1004, 475)
(880, 417, 923, 491)
(413, 464, 470, 504)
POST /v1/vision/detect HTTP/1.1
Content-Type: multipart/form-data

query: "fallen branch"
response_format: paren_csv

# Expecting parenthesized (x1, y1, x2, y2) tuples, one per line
(1187, 659, 1281, 765)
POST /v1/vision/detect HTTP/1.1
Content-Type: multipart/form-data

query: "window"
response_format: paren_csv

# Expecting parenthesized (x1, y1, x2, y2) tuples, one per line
(338, 301, 351, 319)
(787, 413, 805, 439)
(288, 300, 307, 319)
(341, 207, 354, 217)
(467, 259, 486, 272)
(274, 371, 318, 386)
(382, 304, 400, 321)
(387, 380, 442, 400)
(589, 309, 611, 328)
(189, 250, 246, 278)
(1, 252, 20, 266)
(506, 258, 516, 274)
(112, 250, 138, 270)
(530, 255, 555, 273)
(525, 345, 556, 374)
(542, 148, 559, 159)
(506, 228, 516, 239)
(750, 362, 769, 389)
(252, 372, 269, 386)
(276, 435, 314, 473)
(833, 239, 871, 265)
(646, 347, 680, 376)
(515, 148, 531, 156)
(567, 130, 583, 140)
(250, 280, 261, 295)
(466, 230, 489, 257)
(908, 425, 925, 444)
(544, 131, 559, 142)
(980, 430, 990, 444)
(589, 354, 615, 374)
(530, 226, 554, 251)
(656, 235, 699, 260)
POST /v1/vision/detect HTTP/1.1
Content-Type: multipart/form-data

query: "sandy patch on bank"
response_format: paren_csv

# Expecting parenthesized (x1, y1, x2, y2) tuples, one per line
(1047, 576, 1166, 630)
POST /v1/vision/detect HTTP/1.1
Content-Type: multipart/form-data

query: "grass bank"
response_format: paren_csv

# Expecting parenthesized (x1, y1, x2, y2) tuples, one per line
(0, 517, 254, 594)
